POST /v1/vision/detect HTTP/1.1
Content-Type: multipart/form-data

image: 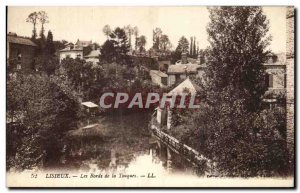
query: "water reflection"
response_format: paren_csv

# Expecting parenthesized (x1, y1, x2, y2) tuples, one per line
(59, 112, 196, 177)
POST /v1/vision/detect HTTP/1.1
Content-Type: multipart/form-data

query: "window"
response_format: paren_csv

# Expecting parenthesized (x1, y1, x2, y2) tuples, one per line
(17, 50, 21, 61)
(161, 77, 168, 86)
(265, 73, 273, 88)
(175, 74, 181, 83)
(284, 74, 287, 88)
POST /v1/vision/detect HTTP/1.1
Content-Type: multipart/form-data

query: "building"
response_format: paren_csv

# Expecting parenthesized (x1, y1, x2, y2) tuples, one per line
(84, 49, 101, 65)
(167, 53, 205, 86)
(286, 6, 294, 156)
(59, 39, 93, 63)
(7, 32, 37, 72)
(158, 60, 171, 72)
(156, 77, 201, 129)
(263, 52, 286, 98)
(59, 45, 84, 63)
(75, 39, 92, 48)
(150, 70, 168, 87)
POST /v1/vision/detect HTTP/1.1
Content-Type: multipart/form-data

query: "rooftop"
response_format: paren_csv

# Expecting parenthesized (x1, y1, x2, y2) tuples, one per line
(168, 63, 201, 74)
(59, 46, 83, 52)
(7, 35, 37, 47)
(84, 49, 101, 58)
(76, 40, 92, 47)
(264, 52, 286, 66)
(167, 77, 201, 96)
(81, 101, 98, 108)
(150, 70, 168, 78)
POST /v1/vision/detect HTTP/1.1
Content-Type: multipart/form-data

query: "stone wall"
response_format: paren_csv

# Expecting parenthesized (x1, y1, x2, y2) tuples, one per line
(286, 7, 294, 156)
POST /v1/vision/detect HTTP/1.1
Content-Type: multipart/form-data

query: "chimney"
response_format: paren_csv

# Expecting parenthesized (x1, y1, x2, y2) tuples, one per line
(181, 52, 188, 64)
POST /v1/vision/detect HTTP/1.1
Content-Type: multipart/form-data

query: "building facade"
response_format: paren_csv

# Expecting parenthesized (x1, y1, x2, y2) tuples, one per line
(7, 33, 37, 72)
(286, 7, 294, 157)
(150, 70, 168, 87)
(264, 53, 286, 98)
(59, 40, 93, 63)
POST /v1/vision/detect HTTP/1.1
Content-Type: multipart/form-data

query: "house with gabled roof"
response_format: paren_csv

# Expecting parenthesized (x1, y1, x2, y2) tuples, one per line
(7, 32, 37, 72)
(167, 52, 206, 86)
(59, 39, 94, 63)
(155, 77, 201, 129)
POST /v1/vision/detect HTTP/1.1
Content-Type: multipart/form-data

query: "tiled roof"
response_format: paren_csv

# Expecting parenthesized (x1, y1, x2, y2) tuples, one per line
(167, 77, 201, 96)
(76, 40, 92, 47)
(264, 52, 286, 66)
(84, 50, 100, 58)
(7, 35, 37, 47)
(168, 63, 201, 74)
(59, 46, 83, 52)
(150, 70, 168, 78)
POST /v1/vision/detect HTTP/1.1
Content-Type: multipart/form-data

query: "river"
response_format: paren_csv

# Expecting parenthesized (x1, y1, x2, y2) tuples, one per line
(56, 111, 197, 177)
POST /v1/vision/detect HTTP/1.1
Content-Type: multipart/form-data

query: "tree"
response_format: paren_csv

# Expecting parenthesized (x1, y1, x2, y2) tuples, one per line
(35, 54, 59, 75)
(34, 30, 58, 75)
(171, 36, 189, 63)
(175, 92, 289, 177)
(168, 6, 289, 177)
(196, 41, 199, 57)
(137, 35, 147, 52)
(45, 30, 55, 55)
(124, 25, 134, 49)
(103, 24, 112, 39)
(113, 27, 130, 57)
(100, 40, 116, 63)
(38, 11, 49, 41)
(190, 37, 193, 56)
(193, 36, 197, 57)
(26, 12, 39, 40)
(7, 74, 79, 170)
(152, 28, 162, 50)
(159, 34, 171, 52)
(177, 36, 189, 53)
(133, 26, 139, 50)
(206, 6, 270, 111)
(100, 27, 130, 63)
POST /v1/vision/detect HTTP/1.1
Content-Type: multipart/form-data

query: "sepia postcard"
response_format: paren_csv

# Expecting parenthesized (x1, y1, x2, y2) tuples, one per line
(6, 6, 295, 188)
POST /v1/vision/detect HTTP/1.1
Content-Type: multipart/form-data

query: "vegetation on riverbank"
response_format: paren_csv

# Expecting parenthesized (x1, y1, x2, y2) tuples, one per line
(169, 7, 290, 177)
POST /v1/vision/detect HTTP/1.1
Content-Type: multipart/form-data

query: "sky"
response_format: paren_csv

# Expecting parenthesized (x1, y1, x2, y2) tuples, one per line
(7, 6, 287, 53)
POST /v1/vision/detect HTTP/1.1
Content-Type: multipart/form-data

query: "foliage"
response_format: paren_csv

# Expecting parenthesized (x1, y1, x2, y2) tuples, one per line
(170, 7, 289, 177)
(171, 36, 189, 63)
(177, 36, 189, 53)
(45, 30, 55, 55)
(26, 12, 39, 40)
(100, 27, 131, 64)
(206, 6, 270, 112)
(172, 87, 288, 177)
(100, 40, 116, 63)
(38, 11, 49, 41)
(7, 74, 79, 170)
(33, 30, 58, 75)
(35, 54, 59, 75)
(136, 35, 147, 53)
(102, 24, 112, 39)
